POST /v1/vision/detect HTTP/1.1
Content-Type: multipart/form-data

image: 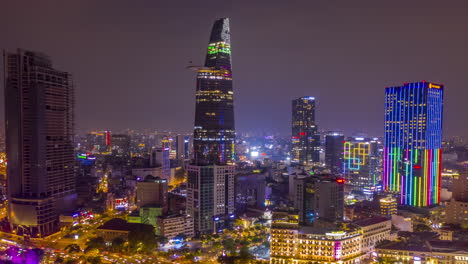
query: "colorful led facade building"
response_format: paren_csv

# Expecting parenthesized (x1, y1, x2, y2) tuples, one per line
(343, 137, 382, 194)
(291, 97, 320, 165)
(192, 17, 235, 165)
(384, 81, 443, 207)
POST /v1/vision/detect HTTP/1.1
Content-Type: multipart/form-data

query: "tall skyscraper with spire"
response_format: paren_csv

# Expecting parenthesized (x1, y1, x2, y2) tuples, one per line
(193, 18, 235, 165)
(4, 49, 76, 237)
(187, 18, 235, 235)
(384, 81, 443, 207)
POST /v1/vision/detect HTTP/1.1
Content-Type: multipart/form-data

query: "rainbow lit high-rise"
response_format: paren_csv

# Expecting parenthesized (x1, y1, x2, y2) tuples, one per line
(384, 81, 443, 207)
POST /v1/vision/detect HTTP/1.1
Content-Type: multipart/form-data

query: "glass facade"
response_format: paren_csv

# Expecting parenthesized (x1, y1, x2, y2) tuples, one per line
(291, 97, 320, 165)
(193, 18, 235, 165)
(343, 137, 382, 193)
(325, 132, 345, 175)
(384, 82, 443, 207)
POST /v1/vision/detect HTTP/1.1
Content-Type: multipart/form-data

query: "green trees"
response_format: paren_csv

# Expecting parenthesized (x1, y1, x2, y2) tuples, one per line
(233, 219, 244, 229)
(461, 220, 468, 230)
(87, 256, 102, 264)
(84, 237, 106, 253)
(128, 224, 158, 253)
(222, 238, 236, 253)
(414, 223, 432, 232)
(110, 237, 125, 253)
(64, 243, 81, 253)
(157, 235, 169, 245)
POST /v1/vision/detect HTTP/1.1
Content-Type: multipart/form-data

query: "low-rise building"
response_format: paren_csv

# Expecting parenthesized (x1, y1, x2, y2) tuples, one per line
(353, 216, 392, 255)
(435, 227, 454, 241)
(376, 240, 468, 264)
(270, 211, 363, 264)
(96, 218, 152, 241)
(380, 196, 397, 218)
(445, 200, 468, 225)
(157, 214, 194, 240)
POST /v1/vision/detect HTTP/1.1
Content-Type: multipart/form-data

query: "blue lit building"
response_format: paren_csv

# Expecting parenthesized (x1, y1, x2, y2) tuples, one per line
(384, 81, 443, 207)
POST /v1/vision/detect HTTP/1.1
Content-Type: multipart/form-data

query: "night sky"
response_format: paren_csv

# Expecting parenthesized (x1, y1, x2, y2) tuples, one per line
(1, 0, 467, 137)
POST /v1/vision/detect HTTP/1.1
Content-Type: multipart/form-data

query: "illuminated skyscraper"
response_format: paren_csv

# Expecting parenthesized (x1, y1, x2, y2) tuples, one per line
(187, 18, 235, 235)
(343, 137, 382, 194)
(384, 81, 443, 207)
(4, 49, 76, 237)
(291, 97, 319, 165)
(325, 131, 344, 175)
(176, 135, 190, 160)
(192, 18, 235, 165)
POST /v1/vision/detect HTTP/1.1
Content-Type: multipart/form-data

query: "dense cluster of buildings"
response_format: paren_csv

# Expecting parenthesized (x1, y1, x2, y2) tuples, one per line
(2, 16, 468, 264)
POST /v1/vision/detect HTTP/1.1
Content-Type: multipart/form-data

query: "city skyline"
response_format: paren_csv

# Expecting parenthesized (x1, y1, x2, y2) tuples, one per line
(1, 0, 467, 138)
(0, 3, 468, 261)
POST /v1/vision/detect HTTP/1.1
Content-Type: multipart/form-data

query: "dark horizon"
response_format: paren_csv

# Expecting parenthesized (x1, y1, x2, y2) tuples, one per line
(1, 0, 467, 138)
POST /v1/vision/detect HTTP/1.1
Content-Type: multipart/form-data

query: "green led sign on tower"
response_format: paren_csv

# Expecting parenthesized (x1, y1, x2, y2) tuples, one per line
(193, 17, 235, 165)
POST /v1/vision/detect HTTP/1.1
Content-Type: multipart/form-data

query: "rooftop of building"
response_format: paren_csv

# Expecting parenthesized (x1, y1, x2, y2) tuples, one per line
(297, 225, 360, 238)
(376, 241, 430, 252)
(377, 240, 468, 254)
(142, 175, 166, 182)
(427, 240, 468, 253)
(158, 213, 185, 219)
(97, 218, 150, 232)
(353, 216, 390, 227)
(398, 231, 440, 242)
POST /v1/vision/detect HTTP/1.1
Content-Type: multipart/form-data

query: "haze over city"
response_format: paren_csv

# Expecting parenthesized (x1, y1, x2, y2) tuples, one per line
(1, 1, 468, 264)
(1, 0, 468, 136)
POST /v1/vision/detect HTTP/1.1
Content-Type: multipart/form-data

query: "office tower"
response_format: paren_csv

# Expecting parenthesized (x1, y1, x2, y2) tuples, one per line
(176, 135, 190, 160)
(187, 18, 236, 235)
(235, 173, 266, 213)
(343, 137, 382, 194)
(325, 131, 344, 175)
(150, 146, 170, 180)
(379, 196, 397, 218)
(384, 81, 443, 207)
(187, 164, 235, 234)
(85, 131, 108, 153)
(291, 173, 344, 224)
(192, 17, 235, 165)
(136, 176, 168, 213)
(445, 170, 468, 224)
(291, 97, 320, 165)
(110, 134, 131, 157)
(4, 49, 76, 237)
